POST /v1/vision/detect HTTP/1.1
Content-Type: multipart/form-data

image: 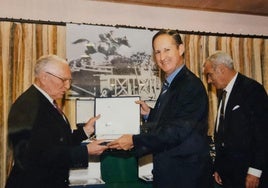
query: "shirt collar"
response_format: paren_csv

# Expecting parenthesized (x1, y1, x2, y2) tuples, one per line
(33, 84, 54, 104)
(166, 64, 185, 85)
(224, 72, 238, 94)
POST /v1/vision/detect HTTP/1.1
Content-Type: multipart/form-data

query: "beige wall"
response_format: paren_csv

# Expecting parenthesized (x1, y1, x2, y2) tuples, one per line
(1, 0, 268, 36)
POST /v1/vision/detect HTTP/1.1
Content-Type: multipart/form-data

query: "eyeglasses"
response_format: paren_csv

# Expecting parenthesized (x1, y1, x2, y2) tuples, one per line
(46, 72, 72, 84)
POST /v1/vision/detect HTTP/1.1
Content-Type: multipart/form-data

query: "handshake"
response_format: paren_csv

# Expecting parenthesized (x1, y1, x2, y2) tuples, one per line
(83, 115, 134, 156)
(86, 134, 134, 156)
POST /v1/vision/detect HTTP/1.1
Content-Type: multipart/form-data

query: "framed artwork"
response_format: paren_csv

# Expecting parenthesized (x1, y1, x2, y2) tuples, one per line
(66, 24, 161, 101)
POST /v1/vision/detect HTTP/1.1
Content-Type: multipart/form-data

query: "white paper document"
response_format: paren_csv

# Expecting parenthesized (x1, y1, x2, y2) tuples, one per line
(69, 165, 104, 185)
(95, 96, 140, 140)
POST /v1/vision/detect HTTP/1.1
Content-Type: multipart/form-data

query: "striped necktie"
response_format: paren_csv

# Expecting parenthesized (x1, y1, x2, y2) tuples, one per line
(156, 80, 169, 108)
(161, 80, 169, 95)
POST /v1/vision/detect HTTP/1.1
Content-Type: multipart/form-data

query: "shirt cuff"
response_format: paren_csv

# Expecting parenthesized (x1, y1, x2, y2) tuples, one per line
(143, 114, 149, 121)
(248, 167, 262, 178)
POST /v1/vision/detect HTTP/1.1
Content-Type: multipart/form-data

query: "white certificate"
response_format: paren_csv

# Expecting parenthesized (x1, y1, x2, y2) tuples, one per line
(95, 96, 140, 140)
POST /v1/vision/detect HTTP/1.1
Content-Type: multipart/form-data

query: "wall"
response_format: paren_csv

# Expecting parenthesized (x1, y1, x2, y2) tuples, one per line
(1, 0, 268, 36)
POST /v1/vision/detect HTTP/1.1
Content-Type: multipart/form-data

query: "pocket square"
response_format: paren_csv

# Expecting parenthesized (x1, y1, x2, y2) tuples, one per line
(232, 105, 240, 111)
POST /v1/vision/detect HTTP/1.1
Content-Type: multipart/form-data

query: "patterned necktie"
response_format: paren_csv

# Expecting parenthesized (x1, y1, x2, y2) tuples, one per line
(161, 80, 169, 95)
(156, 80, 169, 108)
(217, 90, 227, 146)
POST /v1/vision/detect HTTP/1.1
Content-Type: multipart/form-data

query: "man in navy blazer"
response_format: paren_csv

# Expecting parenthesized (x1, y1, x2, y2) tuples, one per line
(203, 51, 268, 188)
(6, 55, 108, 188)
(108, 29, 213, 188)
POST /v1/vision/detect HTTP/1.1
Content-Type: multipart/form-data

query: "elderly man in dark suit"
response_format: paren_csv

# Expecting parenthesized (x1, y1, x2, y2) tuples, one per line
(203, 51, 268, 188)
(108, 29, 213, 188)
(6, 55, 108, 188)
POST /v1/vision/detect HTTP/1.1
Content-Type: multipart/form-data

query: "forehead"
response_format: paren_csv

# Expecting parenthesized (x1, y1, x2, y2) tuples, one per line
(204, 61, 213, 68)
(47, 62, 71, 75)
(153, 34, 175, 47)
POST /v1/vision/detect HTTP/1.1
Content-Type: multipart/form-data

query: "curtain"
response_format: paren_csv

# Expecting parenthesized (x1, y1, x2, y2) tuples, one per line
(0, 21, 267, 187)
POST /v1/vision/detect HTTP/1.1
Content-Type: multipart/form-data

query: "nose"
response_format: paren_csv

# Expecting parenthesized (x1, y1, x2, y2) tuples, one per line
(64, 80, 71, 90)
(207, 77, 212, 84)
(159, 52, 166, 61)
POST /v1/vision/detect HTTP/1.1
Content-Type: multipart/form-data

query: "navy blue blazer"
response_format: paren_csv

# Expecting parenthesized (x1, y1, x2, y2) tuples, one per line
(6, 85, 88, 188)
(133, 66, 212, 188)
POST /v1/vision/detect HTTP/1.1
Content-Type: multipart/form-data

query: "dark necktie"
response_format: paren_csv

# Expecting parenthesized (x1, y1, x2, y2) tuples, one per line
(156, 80, 169, 108)
(217, 90, 227, 146)
(161, 80, 169, 95)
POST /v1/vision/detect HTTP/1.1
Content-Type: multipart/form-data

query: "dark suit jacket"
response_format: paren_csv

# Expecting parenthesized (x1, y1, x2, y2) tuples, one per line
(214, 73, 268, 187)
(6, 85, 89, 188)
(133, 66, 213, 188)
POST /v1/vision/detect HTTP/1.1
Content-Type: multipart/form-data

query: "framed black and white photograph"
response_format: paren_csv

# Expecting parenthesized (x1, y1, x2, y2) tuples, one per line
(66, 24, 161, 101)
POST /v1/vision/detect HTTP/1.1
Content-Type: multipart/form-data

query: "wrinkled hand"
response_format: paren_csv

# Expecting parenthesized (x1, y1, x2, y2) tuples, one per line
(214, 171, 223, 185)
(108, 135, 134, 150)
(246, 174, 260, 188)
(87, 140, 108, 155)
(83, 114, 101, 136)
(135, 100, 150, 116)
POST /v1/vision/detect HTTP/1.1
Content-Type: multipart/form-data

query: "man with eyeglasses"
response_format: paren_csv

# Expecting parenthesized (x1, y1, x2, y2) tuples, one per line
(45, 71, 72, 84)
(6, 55, 108, 188)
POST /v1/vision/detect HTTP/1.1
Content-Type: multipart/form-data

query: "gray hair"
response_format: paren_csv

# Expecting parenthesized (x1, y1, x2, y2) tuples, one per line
(34, 55, 67, 76)
(206, 51, 234, 69)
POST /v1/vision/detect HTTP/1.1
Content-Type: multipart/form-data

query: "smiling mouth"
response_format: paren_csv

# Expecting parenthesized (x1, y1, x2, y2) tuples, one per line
(161, 61, 168, 65)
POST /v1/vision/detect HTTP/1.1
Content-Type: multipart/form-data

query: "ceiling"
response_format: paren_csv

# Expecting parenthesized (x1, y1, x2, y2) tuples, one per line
(95, 0, 268, 16)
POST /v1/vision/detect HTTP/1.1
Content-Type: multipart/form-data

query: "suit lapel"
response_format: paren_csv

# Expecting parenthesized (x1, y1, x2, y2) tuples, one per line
(224, 74, 243, 123)
(33, 86, 72, 131)
(151, 66, 187, 128)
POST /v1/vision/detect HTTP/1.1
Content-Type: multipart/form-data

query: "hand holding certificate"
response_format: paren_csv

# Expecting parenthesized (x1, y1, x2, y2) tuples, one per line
(107, 134, 134, 150)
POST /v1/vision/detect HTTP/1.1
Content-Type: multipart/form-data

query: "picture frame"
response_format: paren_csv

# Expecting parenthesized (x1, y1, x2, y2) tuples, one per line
(66, 24, 161, 101)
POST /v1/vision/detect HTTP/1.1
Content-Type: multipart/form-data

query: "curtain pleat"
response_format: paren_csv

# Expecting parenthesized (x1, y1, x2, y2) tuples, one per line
(243, 38, 252, 77)
(22, 24, 35, 86)
(0, 21, 267, 187)
(56, 26, 66, 57)
(252, 39, 263, 83)
(230, 37, 240, 71)
(262, 40, 268, 90)
(0, 22, 12, 186)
